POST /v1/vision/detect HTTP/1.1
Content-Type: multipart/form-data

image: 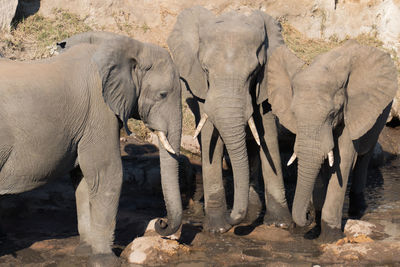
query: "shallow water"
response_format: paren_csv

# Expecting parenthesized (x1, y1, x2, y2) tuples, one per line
(0, 136, 399, 266)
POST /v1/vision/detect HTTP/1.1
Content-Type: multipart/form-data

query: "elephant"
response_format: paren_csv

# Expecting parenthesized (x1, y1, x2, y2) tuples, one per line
(168, 6, 292, 233)
(0, 31, 182, 264)
(267, 40, 398, 242)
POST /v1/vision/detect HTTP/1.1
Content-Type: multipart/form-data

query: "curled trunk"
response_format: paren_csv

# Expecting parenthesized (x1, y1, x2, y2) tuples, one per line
(155, 125, 182, 236)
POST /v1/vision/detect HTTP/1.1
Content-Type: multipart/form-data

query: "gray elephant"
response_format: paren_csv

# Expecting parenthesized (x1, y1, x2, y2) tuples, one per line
(168, 6, 291, 233)
(0, 31, 182, 264)
(267, 40, 398, 241)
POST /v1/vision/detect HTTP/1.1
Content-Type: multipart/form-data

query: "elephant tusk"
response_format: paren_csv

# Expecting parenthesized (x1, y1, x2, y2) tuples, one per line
(193, 113, 208, 139)
(248, 116, 261, 146)
(156, 131, 176, 154)
(287, 152, 297, 166)
(328, 150, 334, 167)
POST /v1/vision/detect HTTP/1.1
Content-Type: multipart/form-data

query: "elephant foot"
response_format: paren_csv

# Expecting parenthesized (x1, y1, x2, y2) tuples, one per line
(263, 209, 292, 229)
(204, 209, 232, 234)
(243, 194, 263, 224)
(348, 191, 367, 219)
(74, 241, 92, 256)
(288, 223, 311, 236)
(304, 224, 321, 240)
(264, 197, 293, 229)
(89, 253, 120, 267)
(316, 220, 344, 244)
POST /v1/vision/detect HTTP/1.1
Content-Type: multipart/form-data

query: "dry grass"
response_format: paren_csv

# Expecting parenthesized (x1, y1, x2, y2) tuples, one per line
(281, 22, 340, 64)
(0, 8, 91, 60)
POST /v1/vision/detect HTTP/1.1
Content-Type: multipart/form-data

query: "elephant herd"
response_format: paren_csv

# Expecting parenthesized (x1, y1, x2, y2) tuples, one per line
(0, 6, 397, 266)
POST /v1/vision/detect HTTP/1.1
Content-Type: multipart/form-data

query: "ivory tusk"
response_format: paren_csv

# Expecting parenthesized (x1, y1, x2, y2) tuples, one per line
(156, 131, 176, 154)
(328, 150, 334, 167)
(287, 152, 297, 166)
(248, 116, 261, 146)
(193, 113, 208, 139)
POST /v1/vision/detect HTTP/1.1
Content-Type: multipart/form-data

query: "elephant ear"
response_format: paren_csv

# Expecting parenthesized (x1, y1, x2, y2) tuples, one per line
(266, 45, 305, 133)
(92, 36, 141, 135)
(167, 6, 214, 100)
(253, 11, 285, 105)
(344, 41, 398, 140)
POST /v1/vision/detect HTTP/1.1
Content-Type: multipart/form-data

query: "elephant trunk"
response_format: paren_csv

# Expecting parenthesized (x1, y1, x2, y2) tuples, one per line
(212, 96, 249, 225)
(292, 127, 324, 227)
(155, 118, 182, 236)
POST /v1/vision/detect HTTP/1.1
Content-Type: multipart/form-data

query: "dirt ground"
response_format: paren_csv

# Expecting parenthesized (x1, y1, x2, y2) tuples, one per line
(0, 130, 399, 266)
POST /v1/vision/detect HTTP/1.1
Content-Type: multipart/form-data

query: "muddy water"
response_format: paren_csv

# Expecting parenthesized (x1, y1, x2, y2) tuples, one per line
(0, 135, 399, 266)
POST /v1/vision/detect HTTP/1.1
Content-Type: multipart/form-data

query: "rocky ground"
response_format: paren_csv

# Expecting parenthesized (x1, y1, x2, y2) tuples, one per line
(0, 132, 399, 266)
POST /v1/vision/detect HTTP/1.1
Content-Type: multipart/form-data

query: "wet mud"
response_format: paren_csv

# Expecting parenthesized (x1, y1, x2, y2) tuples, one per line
(0, 133, 399, 266)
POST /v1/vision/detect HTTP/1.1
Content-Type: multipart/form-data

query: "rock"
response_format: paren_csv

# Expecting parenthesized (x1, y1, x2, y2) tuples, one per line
(344, 219, 387, 240)
(344, 219, 376, 237)
(320, 241, 400, 264)
(335, 235, 374, 246)
(0, 0, 18, 30)
(121, 235, 189, 265)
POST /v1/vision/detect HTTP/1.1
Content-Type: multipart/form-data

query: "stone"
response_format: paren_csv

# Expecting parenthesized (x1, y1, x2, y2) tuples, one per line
(121, 235, 189, 265)
(0, 0, 18, 30)
(344, 219, 376, 237)
(344, 219, 386, 240)
(320, 241, 400, 263)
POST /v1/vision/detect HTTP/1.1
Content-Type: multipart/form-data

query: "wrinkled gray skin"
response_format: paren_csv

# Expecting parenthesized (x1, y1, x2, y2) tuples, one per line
(168, 6, 291, 233)
(267, 41, 398, 242)
(0, 32, 182, 265)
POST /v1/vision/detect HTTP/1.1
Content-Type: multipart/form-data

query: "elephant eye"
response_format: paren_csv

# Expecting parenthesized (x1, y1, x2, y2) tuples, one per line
(159, 91, 168, 99)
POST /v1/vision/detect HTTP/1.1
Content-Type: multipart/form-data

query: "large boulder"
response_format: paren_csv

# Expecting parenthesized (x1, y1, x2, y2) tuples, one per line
(0, 0, 18, 30)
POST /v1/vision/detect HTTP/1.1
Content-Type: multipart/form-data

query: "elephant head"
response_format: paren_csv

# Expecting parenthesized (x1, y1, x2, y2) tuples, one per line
(267, 41, 398, 226)
(168, 7, 284, 224)
(59, 32, 183, 236)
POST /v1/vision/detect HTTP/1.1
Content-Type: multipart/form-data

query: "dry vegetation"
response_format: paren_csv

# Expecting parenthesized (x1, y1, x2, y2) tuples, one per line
(0, 9, 92, 60)
(0, 9, 399, 141)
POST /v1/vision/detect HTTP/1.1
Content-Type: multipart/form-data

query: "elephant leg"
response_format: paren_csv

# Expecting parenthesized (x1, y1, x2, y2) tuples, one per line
(347, 105, 389, 219)
(319, 129, 356, 243)
(348, 150, 373, 219)
(78, 137, 122, 265)
(201, 119, 230, 233)
(186, 96, 204, 215)
(259, 107, 291, 228)
(0, 196, 4, 240)
(71, 167, 92, 256)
